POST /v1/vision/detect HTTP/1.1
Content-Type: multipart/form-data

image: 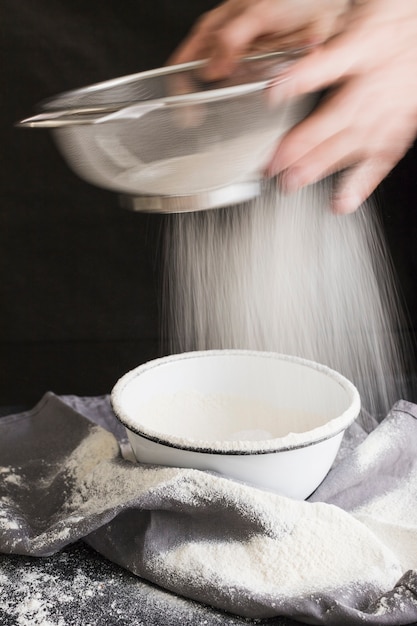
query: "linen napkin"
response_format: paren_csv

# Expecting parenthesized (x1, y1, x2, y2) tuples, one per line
(1, 392, 417, 625)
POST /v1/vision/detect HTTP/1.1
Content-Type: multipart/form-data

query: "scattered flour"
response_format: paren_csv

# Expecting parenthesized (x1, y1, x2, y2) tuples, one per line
(353, 413, 404, 472)
(2, 402, 417, 622)
(57, 427, 180, 518)
(3, 422, 405, 605)
(61, 426, 120, 484)
(353, 465, 417, 571)
(0, 467, 23, 488)
(0, 543, 253, 626)
(0, 468, 26, 533)
(150, 494, 402, 600)
(140, 464, 417, 619)
(42, 436, 409, 610)
(0, 497, 20, 532)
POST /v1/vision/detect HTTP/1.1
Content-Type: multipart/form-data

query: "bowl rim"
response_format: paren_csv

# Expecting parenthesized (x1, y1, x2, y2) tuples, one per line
(111, 350, 361, 455)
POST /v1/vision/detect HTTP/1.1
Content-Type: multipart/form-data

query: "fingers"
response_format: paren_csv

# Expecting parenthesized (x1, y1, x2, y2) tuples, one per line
(277, 33, 363, 99)
(199, 0, 341, 79)
(332, 163, 393, 214)
(273, 147, 402, 215)
(168, 0, 417, 216)
(169, 5, 232, 66)
(267, 65, 416, 213)
(332, 156, 405, 214)
(270, 118, 412, 215)
(170, 0, 351, 79)
(273, 131, 359, 193)
(203, 9, 281, 79)
(269, 81, 361, 173)
(172, 4, 288, 78)
(278, 0, 414, 98)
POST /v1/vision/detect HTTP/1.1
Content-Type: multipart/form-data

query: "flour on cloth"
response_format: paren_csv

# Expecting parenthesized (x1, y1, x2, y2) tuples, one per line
(1, 393, 417, 625)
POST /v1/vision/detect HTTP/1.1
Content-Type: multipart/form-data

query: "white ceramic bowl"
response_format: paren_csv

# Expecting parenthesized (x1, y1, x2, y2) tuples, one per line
(111, 350, 360, 499)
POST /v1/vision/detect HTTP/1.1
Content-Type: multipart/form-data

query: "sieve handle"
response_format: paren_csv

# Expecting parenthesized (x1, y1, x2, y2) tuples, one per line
(16, 100, 164, 128)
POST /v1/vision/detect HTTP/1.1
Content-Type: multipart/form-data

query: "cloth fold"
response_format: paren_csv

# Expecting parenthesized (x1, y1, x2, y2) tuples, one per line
(1, 393, 417, 625)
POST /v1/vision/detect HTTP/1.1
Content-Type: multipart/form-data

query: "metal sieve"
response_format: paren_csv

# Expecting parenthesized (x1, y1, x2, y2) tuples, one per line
(18, 52, 315, 213)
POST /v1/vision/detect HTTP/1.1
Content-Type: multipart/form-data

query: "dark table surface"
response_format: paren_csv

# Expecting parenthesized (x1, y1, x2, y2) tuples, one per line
(0, 542, 301, 626)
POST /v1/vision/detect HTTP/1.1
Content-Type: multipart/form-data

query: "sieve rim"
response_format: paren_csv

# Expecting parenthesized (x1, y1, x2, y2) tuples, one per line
(120, 181, 263, 214)
(17, 51, 300, 128)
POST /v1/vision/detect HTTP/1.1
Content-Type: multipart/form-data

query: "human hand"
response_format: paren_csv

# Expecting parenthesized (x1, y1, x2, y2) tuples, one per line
(170, 0, 350, 80)
(171, 0, 417, 213)
(269, 0, 417, 213)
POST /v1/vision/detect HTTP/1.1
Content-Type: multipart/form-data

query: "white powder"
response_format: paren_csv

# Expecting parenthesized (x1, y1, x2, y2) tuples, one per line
(51, 432, 408, 604)
(32, 426, 118, 497)
(224, 429, 273, 441)
(62, 426, 119, 484)
(163, 183, 412, 420)
(0, 468, 25, 533)
(132, 390, 325, 447)
(59, 427, 180, 517)
(353, 417, 400, 472)
(3, 405, 417, 621)
(0, 466, 23, 487)
(63, 451, 408, 608)
(27, 425, 405, 603)
(144, 470, 404, 602)
(0, 544, 249, 626)
(353, 465, 417, 571)
(0, 495, 20, 532)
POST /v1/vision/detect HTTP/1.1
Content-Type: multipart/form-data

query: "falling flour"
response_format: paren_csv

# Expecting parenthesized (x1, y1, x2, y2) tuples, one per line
(163, 181, 412, 419)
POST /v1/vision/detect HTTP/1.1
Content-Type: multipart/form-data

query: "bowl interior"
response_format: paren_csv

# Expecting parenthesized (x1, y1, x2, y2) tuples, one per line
(112, 351, 359, 451)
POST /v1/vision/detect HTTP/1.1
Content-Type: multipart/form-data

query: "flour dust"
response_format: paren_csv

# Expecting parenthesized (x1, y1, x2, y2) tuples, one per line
(163, 182, 412, 418)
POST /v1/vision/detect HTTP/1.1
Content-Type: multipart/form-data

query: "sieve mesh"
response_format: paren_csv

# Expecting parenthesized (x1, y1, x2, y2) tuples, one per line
(39, 53, 298, 112)
(20, 52, 314, 210)
(52, 87, 314, 201)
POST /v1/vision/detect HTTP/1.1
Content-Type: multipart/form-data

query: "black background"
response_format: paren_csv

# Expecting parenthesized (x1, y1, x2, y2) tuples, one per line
(1, 1, 416, 405)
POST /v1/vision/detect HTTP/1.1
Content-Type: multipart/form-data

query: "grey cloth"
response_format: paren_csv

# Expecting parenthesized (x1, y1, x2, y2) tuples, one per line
(1, 393, 417, 625)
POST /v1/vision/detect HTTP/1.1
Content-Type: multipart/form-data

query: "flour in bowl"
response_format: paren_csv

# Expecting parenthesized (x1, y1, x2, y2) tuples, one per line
(132, 390, 324, 445)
